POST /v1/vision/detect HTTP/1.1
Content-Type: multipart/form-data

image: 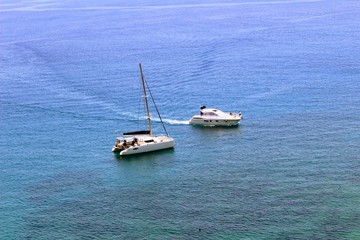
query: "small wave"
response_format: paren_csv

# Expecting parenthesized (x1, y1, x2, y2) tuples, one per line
(0, 38, 51, 46)
(244, 85, 294, 102)
(0, 0, 324, 12)
(289, 11, 355, 23)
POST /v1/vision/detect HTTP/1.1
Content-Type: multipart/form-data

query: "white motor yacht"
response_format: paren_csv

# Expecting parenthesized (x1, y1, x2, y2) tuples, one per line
(112, 64, 174, 156)
(189, 106, 242, 126)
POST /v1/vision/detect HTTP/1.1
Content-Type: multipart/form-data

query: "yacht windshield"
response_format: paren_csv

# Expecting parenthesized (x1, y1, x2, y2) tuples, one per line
(204, 112, 218, 116)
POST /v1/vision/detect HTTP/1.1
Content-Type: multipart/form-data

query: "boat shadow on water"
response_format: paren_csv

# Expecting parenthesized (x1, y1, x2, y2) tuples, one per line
(191, 124, 241, 134)
(190, 124, 240, 129)
(190, 124, 242, 139)
(113, 148, 175, 162)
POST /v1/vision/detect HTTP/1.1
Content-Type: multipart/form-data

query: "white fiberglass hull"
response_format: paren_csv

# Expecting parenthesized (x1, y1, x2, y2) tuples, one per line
(120, 136, 174, 156)
(112, 146, 121, 152)
(189, 117, 240, 126)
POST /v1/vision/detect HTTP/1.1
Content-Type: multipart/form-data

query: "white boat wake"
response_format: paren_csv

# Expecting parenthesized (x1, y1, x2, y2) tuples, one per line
(114, 113, 189, 125)
(152, 117, 189, 125)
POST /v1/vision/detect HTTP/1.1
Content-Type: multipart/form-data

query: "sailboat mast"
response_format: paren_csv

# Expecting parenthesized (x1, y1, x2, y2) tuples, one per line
(139, 63, 152, 136)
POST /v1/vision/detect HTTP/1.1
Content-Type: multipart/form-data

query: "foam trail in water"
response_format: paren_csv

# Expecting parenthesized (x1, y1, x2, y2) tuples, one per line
(151, 117, 189, 125)
(162, 118, 190, 125)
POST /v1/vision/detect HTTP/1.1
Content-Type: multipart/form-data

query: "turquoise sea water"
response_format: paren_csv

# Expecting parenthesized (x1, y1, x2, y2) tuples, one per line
(1, 0, 360, 239)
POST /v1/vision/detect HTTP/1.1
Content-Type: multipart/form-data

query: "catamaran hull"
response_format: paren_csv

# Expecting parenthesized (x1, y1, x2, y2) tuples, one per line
(112, 146, 121, 152)
(120, 139, 174, 156)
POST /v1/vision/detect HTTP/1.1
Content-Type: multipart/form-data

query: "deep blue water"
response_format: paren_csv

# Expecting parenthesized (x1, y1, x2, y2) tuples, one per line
(1, 0, 360, 239)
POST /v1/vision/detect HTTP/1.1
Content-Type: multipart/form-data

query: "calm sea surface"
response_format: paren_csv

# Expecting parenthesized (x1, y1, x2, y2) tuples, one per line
(1, 0, 360, 239)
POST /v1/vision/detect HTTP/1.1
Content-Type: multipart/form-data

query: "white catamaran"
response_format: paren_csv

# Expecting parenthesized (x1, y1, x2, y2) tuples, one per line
(112, 64, 174, 156)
